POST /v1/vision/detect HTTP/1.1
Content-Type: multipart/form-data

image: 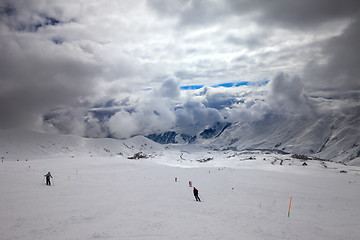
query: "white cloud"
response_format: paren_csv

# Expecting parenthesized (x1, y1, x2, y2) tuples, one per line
(108, 110, 140, 139)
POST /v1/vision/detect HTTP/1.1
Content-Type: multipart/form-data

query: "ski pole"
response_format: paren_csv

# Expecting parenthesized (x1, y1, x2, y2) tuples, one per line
(199, 194, 204, 202)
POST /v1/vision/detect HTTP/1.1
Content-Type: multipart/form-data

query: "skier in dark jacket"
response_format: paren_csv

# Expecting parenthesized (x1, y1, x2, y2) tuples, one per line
(193, 187, 201, 202)
(44, 172, 53, 186)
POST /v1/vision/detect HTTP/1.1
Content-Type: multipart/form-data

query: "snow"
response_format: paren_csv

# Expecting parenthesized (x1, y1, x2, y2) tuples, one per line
(1, 130, 360, 239)
(207, 111, 360, 164)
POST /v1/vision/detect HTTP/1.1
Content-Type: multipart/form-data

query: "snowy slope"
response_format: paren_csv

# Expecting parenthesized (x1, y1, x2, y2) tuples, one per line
(1, 129, 360, 239)
(0, 129, 165, 161)
(146, 105, 360, 164)
(210, 110, 360, 164)
(1, 144, 360, 239)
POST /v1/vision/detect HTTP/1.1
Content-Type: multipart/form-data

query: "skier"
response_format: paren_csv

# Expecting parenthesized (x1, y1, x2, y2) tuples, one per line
(44, 172, 53, 186)
(189, 181, 192, 187)
(193, 187, 201, 202)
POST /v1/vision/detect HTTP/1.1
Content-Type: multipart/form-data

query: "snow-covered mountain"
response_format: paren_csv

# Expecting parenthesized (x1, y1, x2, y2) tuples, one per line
(146, 122, 231, 144)
(1, 104, 359, 167)
(147, 107, 360, 164)
(212, 111, 360, 163)
(0, 129, 164, 161)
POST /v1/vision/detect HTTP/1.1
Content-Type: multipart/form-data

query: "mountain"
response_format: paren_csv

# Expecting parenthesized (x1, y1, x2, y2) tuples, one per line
(146, 122, 231, 144)
(146, 131, 178, 144)
(211, 109, 360, 163)
(146, 107, 360, 164)
(0, 129, 163, 161)
(1, 102, 359, 165)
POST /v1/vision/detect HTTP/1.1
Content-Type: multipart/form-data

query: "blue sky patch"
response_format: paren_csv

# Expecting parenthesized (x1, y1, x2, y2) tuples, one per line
(179, 85, 204, 90)
(180, 80, 269, 90)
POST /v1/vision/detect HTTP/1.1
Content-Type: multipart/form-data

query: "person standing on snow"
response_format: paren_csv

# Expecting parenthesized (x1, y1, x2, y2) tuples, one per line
(44, 172, 53, 186)
(193, 187, 201, 202)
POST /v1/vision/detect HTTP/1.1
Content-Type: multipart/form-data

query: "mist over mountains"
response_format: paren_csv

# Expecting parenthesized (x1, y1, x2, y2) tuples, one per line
(146, 103, 360, 164)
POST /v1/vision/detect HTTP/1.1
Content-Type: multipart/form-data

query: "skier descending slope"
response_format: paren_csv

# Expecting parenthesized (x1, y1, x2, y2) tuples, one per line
(193, 187, 201, 202)
(44, 172, 53, 186)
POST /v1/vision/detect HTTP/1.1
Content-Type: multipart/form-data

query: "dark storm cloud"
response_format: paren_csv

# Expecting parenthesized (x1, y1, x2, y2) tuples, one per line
(269, 73, 312, 115)
(0, 0, 76, 32)
(176, 0, 228, 27)
(175, 70, 203, 81)
(148, 0, 228, 27)
(146, 0, 188, 16)
(230, 0, 360, 96)
(0, 1, 94, 130)
(0, 35, 101, 129)
(43, 106, 87, 135)
(228, 0, 360, 29)
(226, 34, 267, 50)
(158, 78, 180, 99)
(305, 19, 360, 91)
(0, 0, 143, 133)
(175, 100, 223, 130)
(203, 91, 243, 110)
(226, 0, 360, 94)
(149, 0, 360, 29)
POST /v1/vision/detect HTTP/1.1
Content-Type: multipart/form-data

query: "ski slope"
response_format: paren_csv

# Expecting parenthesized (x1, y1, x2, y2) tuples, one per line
(1, 130, 360, 239)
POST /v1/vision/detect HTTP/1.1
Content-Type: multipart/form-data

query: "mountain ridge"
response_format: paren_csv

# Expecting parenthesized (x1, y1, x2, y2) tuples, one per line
(146, 107, 360, 164)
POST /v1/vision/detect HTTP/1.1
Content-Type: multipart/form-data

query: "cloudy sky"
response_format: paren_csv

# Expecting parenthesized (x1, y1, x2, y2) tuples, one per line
(1, 0, 359, 138)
